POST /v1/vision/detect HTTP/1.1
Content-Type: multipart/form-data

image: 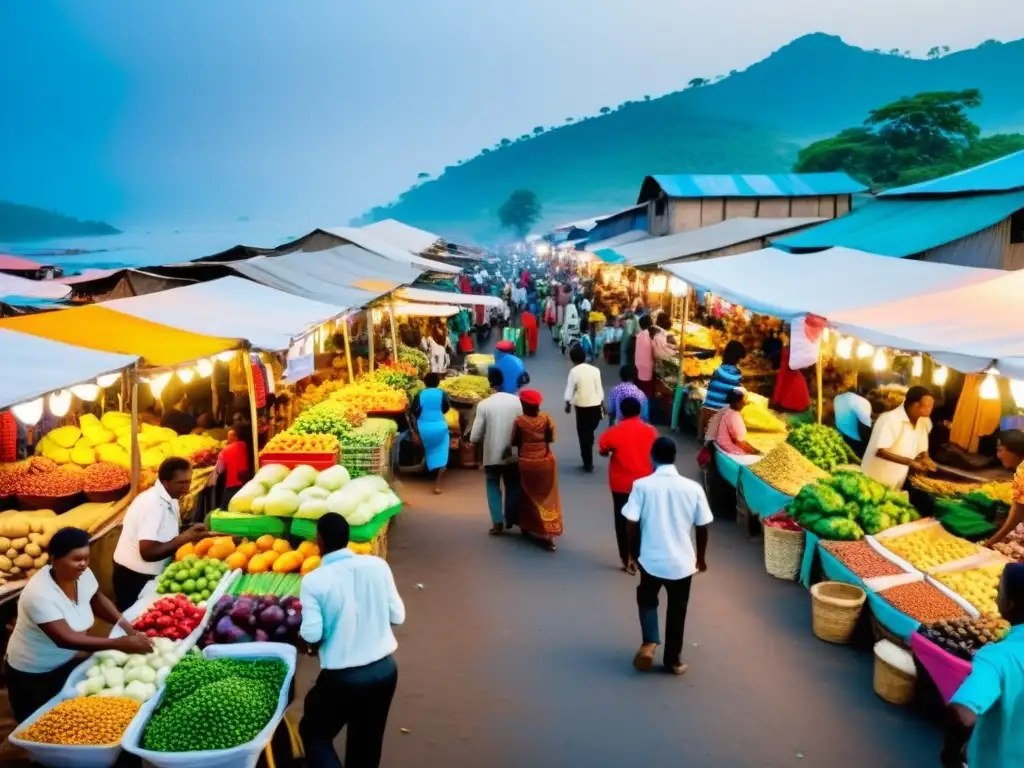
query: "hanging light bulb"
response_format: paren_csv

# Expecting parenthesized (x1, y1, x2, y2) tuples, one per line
(70, 384, 100, 402)
(48, 390, 72, 417)
(821, 328, 831, 344)
(148, 372, 172, 400)
(177, 367, 195, 384)
(196, 358, 214, 378)
(980, 370, 1000, 400)
(96, 373, 121, 388)
(933, 366, 949, 386)
(872, 348, 888, 372)
(856, 341, 874, 359)
(11, 398, 43, 426)
(836, 336, 853, 360)
(217, 350, 238, 363)
(1010, 380, 1024, 409)
(911, 355, 923, 378)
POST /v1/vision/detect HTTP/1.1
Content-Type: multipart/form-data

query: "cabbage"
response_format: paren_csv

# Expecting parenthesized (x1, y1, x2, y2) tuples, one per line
(298, 486, 330, 502)
(296, 499, 329, 520)
(251, 496, 268, 515)
(348, 500, 376, 526)
(281, 464, 319, 492)
(340, 475, 388, 505)
(315, 465, 351, 492)
(268, 484, 298, 499)
(326, 489, 361, 518)
(264, 489, 301, 517)
(378, 489, 401, 510)
(253, 464, 290, 486)
(367, 491, 392, 516)
(228, 479, 267, 513)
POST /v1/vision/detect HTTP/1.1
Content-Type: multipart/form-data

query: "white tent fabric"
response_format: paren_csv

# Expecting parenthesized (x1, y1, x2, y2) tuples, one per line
(0, 274, 71, 300)
(103, 277, 345, 351)
(393, 302, 459, 317)
(395, 286, 503, 308)
(361, 220, 442, 256)
(0, 328, 135, 408)
(322, 227, 461, 274)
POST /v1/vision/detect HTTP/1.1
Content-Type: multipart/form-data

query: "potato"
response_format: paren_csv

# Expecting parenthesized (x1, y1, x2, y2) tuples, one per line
(0, 537, 10, 551)
(5, 549, 16, 559)
(24, 543, 41, 558)
(27, 533, 44, 546)
(10, 537, 28, 551)
(13, 554, 34, 570)
(0, 556, 12, 571)
(9, 566, 21, 576)
(33, 553, 48, 568)
(29, 520, 42, 534)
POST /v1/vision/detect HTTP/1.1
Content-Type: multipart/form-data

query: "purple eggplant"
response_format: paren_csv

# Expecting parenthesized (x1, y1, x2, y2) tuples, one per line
(254, 629, 269, 643)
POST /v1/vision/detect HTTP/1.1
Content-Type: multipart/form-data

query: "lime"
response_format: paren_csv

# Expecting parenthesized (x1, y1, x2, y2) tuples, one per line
(182, 579, 196, 593)
(200, 588, 211, 600)
(189, 568, 202, 580)
(195, 577, 208, 591)
(169, 583, 182, 593)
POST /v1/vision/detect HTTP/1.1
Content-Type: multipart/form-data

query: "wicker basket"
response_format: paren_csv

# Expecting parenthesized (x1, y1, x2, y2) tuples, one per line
(810, 581, 866, 644)
(870, 615, 911, 651)
(873, 650, 916, 705)
(763, 525, 805, 581)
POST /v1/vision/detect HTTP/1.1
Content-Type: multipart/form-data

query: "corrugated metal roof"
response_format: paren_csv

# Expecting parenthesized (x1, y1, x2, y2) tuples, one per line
(638, 173, 866, 202)
(584, 229, 651, 253)
(880, 151, 1024, 197)
(608, 218, 823, 267)
(775, 190, 1024, 257)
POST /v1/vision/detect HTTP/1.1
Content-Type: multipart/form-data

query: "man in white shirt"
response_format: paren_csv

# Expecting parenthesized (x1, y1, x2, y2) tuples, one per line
(470, 368, 524, 534)
(112, 457, 208, 610)
(564, 344, 605, 472)
(623, 437, 712, 676)
(300, 513, 405, 768)
(861, 386, 935, 489)
(833, 390, 874, 456)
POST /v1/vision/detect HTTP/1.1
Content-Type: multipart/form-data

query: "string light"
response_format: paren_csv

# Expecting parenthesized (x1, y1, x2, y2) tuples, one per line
(96, 373, 121, 388)
(48, 390, 72, 417)
(196, 358, 214, 378)
(647, 275, 667, 294)
(856, 341, 874, 359)
(933, 366, 949, 386)
(70, 384, 100, 402)
(148, 372, 172, 400)
(217, 350, 237, 363)
(872, 348, 888, 371)
(911, 356, 923, 378)
(980, 368, 1000, 400)
(11, 399, 43, 426)
(668, 277, 688, 297)
(1010, 380, 1024, 409)
(836, 336, 853, 360)
(177, 367, 195, 384)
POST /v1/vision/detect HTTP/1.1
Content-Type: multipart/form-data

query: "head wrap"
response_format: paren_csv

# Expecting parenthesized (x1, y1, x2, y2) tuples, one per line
(519, 389, 543, 407)
(495, 340, 515, 353)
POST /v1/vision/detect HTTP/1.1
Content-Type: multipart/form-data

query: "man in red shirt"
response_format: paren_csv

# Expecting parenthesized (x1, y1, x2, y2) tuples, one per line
(598, 397, 657, 573)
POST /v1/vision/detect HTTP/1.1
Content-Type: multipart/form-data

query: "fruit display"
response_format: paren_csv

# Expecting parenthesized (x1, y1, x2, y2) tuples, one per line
(363, 362, 420, 394)
(878, 580, 968, 624)
(466, 353, 495, 374)
(439, 374, 492, 403)
(878, 523, 979, 571)
(763, 511, 802, 531)
(748, 443, 829, 497)
(788, 470, 918, 540)
(81, 462, 131, 494)
(918, 615, 1011, 661)
(331, 380, 408, 414)
(740, 394, 786, 433)
(155, 555, 230, 603)
(74, 638, 185, 701)
(200, 593, 303, 646)
(398, 343, 429, 376)
(786, 424, 858, 472)
(909, 476, 981, 497)
(260, 432, 339, 455)
(142, 653, 288, 752)
(14, 464, 84, 497)
(933, 562, 1006, 616)
(296, 379, 347, 414)
(683, 324, 718, 350)
(681, 356, 721, 379)
(228, 570, 304, 597)
(290, 401, 355, 439)
(17, 696, 141, 746)
(133, 595, 207, 640)
(0, 509, 64, 583)
(820, 540, 906, 579)
(991, 523, 1024, 563)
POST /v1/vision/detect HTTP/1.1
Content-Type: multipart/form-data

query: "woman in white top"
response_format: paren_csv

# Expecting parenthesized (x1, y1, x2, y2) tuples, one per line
(4, 527, 153, 722)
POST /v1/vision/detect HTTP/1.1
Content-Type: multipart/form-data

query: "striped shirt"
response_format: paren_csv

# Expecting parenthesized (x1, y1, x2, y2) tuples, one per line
(703, 364, 742, 411)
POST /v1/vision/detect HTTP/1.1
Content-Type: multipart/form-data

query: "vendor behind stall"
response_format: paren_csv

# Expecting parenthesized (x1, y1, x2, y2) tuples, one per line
(861, 386, 935, 490)
(984, 430, 1024, 547)
(834, 389, 874, 457)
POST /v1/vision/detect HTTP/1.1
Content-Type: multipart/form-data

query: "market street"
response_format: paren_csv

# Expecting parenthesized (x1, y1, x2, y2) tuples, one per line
(293, 333, 942, 768)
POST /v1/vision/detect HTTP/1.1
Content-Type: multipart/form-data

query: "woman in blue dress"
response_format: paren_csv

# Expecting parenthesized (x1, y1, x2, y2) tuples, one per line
(411, 372, 452, 494)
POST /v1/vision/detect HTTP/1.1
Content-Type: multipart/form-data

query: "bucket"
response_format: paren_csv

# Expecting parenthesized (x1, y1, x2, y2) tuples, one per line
(810, 581, 866, 644)
(763, 525, 805, 581)
(873, 640, 917, 705)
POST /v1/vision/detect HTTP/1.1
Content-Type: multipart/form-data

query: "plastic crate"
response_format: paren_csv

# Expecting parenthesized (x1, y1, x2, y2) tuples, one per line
(338, 435, 394, 479)
(257, 450, 339, 471)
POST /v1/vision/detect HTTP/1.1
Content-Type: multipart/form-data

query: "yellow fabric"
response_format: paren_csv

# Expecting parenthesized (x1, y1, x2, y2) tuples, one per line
(950, 373, 1003, 453)
(0, 305, 241, 367)
(353, 279, 400, 292)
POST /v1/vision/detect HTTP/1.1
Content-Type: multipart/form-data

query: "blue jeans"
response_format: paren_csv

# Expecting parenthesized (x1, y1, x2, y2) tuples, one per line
(485, 463, 521, 526)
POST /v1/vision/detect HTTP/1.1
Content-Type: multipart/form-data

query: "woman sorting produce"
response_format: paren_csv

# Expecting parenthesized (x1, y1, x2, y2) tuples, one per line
(708, 389, 760, 461)
(4, 527, 153, 722)
(984, 429, 1024, 547)
(411, 372, 453, 495)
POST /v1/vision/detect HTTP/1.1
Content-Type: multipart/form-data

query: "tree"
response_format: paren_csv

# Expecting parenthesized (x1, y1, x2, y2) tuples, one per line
(943, 46, 951, 54)
(599, 106, 611, 115)
(499, 138, 512, 147)
(643, 94, 651, 101)
(687, 77, 709, 88)
(729, 69, 738, 76)
(417, 172, 430, 180)
(498, 190, 542, 239)
(533, 126, 545, 135)
(714, 74, 725, 82)
(565, 117, 574, 123)
(889, 48, 900, 56)
(927, 46, 942, 59)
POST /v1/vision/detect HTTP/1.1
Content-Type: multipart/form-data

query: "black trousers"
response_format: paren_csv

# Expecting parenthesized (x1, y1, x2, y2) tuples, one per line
(4, 656, 83, 723)
(574, 405, 603, 470)
(611, 491, 640, 566)
(636, 567, 693, 668)
(112, 562, 153, 612)
(300, 655, 398, 768)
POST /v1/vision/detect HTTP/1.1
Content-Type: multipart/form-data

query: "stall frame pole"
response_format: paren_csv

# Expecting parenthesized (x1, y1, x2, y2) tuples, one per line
(388, 299, 400, 366)
(242, 348, 261, 470)
(129, 369, 140, 495)
(672, 290, 691, 433)
(341, 315, 355, 382)
(816, 343, 824, 424)
(367, 308, 375, 373)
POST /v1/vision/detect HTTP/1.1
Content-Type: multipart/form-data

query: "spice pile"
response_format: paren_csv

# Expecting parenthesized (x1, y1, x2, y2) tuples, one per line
(918, 615, 1010, 661)
(877, 581, 968, 623)
(820, 540, 906, 579)
(18, 696, 140, 746)
(749, 443, 829, 497)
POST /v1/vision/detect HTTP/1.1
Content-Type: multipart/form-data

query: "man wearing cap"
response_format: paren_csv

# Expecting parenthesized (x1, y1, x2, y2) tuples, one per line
(491, 340, 529, 395)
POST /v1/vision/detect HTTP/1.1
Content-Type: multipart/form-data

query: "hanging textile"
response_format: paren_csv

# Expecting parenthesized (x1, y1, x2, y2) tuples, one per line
(950, 373, 1003, 453)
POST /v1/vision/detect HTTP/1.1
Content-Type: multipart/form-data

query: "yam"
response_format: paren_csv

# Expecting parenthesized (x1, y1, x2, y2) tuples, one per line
(10, 537, 28, 551)
(24, 543, 41, 558)
(0, 537, 10, 551)
(14, 554, 33, 569)
(5, 549, 16, 559)
(33, 553, 48, 568)
(0, 556, 12, 571)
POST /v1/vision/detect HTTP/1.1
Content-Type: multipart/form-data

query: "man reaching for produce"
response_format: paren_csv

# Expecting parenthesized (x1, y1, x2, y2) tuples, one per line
(112, 457, 209, 610)
(300, 513, 405, 768)
(943, 563, 1024, 768)
(861, 386, 936, 490)
(983, 429, 1024, 548)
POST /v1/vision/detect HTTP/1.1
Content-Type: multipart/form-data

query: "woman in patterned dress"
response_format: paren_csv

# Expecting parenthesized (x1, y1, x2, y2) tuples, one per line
(512, 389, 563, 551)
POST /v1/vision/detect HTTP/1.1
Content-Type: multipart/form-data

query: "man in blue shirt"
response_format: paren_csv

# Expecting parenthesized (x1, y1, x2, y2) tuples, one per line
(299, 513, 405, 768)
(944, 563, 1024, 768)
(491, 340, 529, 395)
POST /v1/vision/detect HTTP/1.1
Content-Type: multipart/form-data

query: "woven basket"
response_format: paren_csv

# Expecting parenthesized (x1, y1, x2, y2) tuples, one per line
(873, 653, 916, 705)
(870, 615, 911, 651)
(810, 581, 866, 644)
(763, 525, 805, 581)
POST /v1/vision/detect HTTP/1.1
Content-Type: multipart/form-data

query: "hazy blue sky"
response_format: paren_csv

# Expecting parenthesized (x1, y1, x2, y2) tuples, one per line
(1, 0, 1020, 229)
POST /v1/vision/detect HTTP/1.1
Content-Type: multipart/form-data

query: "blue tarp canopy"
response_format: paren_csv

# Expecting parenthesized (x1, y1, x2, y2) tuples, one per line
(774, 190, 1024, 257)
(879, 151, 1024, 197)
(637, 172, 866, 202)
(592, 249, 625, 264)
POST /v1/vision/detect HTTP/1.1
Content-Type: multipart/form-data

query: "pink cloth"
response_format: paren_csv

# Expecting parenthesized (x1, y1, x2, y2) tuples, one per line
(651, 328, 678, 361)
(635, 331, 654, 382)
(716, 408, 748, 455)
(909, 632, 972, 705)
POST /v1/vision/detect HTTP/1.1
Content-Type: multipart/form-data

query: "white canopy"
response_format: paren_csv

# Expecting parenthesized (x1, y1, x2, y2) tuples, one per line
(104, 276, 345, 350)
(0, 328, 135, 408)
(322, 227, 461, 274)
(393, 302, 459, 317)
(0, 274, 71, 300)
(361, 219, 442, 256)
(395, 286, 503, 308)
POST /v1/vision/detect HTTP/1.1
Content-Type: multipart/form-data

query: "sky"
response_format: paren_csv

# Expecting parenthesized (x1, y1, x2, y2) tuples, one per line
(1, 0, 1021, 230)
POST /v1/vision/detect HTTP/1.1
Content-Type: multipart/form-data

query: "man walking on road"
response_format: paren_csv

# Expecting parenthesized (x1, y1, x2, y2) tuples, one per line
(564, 344, 604, 472)
(623, 437, 712, 675)
(598, 397, 657, 573)
(470, 368, 523, 535)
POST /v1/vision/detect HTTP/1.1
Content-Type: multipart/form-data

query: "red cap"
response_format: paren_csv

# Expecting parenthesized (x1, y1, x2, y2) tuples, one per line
(495, 340, 515, 352)
(519, 389, 543, 407)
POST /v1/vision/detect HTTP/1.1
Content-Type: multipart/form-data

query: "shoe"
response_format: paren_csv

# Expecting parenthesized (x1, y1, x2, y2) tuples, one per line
(664, 662, 689, 676)
(633, 643, 656, 672)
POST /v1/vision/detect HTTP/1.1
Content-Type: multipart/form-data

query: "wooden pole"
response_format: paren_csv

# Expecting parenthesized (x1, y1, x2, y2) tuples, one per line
(673, 289, 691, 432)
(242, 349, 261, 470)
(367, 309, 375, 373)
(389, 298, 400, 365)
(341, 315, 355, 383)
(129, 371, 140, 495)
(816, 342, 824, 424)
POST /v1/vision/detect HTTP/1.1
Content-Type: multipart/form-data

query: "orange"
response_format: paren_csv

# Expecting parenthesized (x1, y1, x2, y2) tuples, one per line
(175, 542, 194, 562)
(194, 539, 215, 557)
(237, 542, 258, 558)
(262, 549, 281, 564)
(255, 534, 275, 551)
(300, 555, 321, 575)
(225, 552, 248, 571)
(271, 539, 291, 554)
(209, 539, 236, 561)
(248, 554, 270, 573)
(297, 541, 319, 558)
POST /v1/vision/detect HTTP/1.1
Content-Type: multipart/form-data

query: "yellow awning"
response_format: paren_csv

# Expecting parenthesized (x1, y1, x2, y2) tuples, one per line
(0, 305, 243, 367)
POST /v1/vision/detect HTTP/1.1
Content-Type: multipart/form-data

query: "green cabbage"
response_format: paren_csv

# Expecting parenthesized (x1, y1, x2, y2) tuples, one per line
(228, 480, 267, 513)
(280, 464, 319, 492)
(348, 500, 376, 526)
(264, 489, 301, 517)
(326, 489, 361, 518)
(298, 486, 330, 502)
(315, 465, 351, 492)
(295, 499, 329, 520)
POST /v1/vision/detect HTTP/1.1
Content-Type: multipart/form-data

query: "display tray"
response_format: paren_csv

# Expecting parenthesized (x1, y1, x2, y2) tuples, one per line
(85, 485, 131, 504)
(258, 450, 339, 472)
(17, 492, 85, 513)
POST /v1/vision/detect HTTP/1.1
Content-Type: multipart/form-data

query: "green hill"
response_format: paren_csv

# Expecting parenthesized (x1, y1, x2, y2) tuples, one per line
(0, 201, 119, 242)
(357, 34, 1024, 240)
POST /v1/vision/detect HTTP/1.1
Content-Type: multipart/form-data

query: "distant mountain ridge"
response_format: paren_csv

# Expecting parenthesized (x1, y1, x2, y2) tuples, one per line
(0, 201, 120, 242)
(358, 34, 1024, 241)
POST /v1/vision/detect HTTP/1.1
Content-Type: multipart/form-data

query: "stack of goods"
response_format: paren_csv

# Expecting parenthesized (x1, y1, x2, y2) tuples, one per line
(16, 696, 141, 746)
(0, 508, 88, 584)
(878, 523, 978, 570)
(260, 432, 339, 457)
(933, 561, 1006, 615)
(917, 615, 1010, 661)
(333, 380, 408, 415)
(398, 344, 429, 377)
(180, 532, 317, 579)
(741, 393, 787, 433)
(74, 639, 186, 701)
(911, 477, 1011, 541)
(439, 374, 492, 403)
(228, 561, 308, 594)
(684, 324, 718, 350)
(876, 581, 969, 623)
(748, 443, 829, 496)
(200, 593, 303, 646)
(820, 540, 907, 579)
(141, 653, 288, 753)
(786, 424, 858, 472)
(991, 523, 1024, 562)
(363, 363, 422, 400)
(154, 554, 231, 604)
(681, 356, 720, 379)
(132, 596, 206, 641)
(789, 470, 919, 540)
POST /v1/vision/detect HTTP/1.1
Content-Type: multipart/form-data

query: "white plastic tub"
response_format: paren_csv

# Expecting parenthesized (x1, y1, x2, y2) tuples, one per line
(121, 642, 296, 768)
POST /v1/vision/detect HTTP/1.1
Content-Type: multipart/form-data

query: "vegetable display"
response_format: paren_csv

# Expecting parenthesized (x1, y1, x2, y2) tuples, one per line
(820, 540, 906, 579)
(439, 375, 492, 403)
(228, 571, 304, 597)
(933, 562, 1005, 616)
(398, 343, 429, 376)
(14, 464, 84, 497)
(200, 593, 303, 646)
(748, 443, 829, 497)
(877, 581, 968, 624)
(788, 470, 918, 540)
(786, 424, 858, 472)
(75, 638, 185, 701)
(142, 654, 287, 753)
(878, 525, 978, 570)
(740, 395, 786, 433)
(18, 696, 140, 746)
(918, 615, 1010, 661)
(931, 497, 999, 541)
(81, 462, 131, 493)
(330, 381, 408, 414)
(260, 432, 339, 455)
(156, 556, 230, 603)
(133, 595, 206, 641)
